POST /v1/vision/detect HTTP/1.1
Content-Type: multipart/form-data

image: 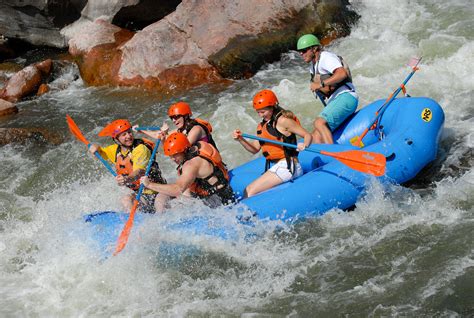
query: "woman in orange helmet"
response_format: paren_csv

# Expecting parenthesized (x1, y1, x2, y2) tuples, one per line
(141, 132, 234, 207)
(232, 90, 312, 198)
(88, 119, 169, 213)
(140, 101, 219, 150)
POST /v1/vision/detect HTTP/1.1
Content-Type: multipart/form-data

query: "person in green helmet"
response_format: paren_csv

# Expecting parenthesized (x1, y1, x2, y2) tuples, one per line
(297, 34, 358, 144)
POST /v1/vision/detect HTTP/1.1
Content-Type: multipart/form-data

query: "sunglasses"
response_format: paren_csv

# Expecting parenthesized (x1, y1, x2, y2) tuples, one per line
(297, 47, 312, 54)
(169, 115, 182, 120)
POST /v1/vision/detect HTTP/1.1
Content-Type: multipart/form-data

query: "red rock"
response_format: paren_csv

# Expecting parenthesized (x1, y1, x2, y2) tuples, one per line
(0, 98, 18, 116)
(1, 65, 42, 102)
(36, 59, 53, 75)
(0, 127, 63, 145)
(0, 59, 53, 102)
(37, 83, 50, 96)
(66, 1, 356, 93)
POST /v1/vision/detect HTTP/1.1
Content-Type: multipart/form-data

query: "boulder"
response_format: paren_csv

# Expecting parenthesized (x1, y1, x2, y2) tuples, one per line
(67, 0, 358, 93)
(0, 59, 53, 102)
(36, 83, 50, 96)
(0, 127, 63, 145)
(0, 1, 86, 48)
(0, 98, 18, 116)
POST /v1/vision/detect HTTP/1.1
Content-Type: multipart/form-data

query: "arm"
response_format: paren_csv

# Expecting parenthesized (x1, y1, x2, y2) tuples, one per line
(233, 129, 261, 154)
(134, 122, 169, 141)
(88, 143, 114, 161)
(310, 67, 347, 92)
(186, 125, 206, 145)
(277, 117, 312, 151)
(141, 160, 199, 197)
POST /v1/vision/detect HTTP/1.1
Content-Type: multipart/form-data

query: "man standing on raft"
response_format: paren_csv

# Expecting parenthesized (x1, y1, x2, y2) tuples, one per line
(297, 34, 358, 144)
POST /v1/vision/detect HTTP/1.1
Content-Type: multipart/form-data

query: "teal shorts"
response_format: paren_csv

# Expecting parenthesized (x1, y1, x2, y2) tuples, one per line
(319, 92, 358, 131)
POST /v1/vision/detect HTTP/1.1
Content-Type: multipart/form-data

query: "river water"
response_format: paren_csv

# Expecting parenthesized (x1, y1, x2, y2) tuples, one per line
(0, 0, 473, 316)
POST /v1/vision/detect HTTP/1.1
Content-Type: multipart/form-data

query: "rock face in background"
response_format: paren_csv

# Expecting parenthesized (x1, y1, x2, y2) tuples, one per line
(1, 0, 358, 94)
(0, 1, 86, 48)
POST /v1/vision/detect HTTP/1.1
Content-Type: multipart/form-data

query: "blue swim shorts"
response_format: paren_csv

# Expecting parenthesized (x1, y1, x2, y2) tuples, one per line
(319, 92, 358, 131)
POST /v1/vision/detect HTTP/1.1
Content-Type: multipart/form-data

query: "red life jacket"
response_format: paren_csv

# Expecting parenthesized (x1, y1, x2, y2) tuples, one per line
(115, 138, 166, 191)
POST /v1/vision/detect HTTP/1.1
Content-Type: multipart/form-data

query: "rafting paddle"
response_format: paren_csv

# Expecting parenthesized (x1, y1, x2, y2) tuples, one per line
(113, 136, 161, 255)
(350, 57, 422, 148)
(66, 114, 117, 176)
(242, 133, 386, 176)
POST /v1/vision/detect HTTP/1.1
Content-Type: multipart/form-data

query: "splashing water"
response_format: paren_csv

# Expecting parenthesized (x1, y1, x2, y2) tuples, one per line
(0, 0, 473, 316)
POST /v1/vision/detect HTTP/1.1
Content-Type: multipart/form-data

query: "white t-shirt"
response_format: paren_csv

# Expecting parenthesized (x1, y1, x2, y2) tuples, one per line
(309, 51, 358, 103)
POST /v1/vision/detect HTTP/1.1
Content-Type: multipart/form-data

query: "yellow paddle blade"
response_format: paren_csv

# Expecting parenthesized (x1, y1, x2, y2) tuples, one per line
(349, 135, 365, 148)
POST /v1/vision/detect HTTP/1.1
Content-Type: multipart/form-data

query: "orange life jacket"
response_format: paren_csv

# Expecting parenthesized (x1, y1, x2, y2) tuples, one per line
(115, 138, 166, 191)
(257, 107, 299, 170)
(178, 141, 233, 202)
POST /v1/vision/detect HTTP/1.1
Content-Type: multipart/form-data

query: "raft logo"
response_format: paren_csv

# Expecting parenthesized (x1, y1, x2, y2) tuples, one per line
(421, 108, 432, 122)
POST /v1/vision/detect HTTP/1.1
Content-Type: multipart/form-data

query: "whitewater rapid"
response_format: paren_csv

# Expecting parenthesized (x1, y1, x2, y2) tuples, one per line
(0, 0, 472, 316)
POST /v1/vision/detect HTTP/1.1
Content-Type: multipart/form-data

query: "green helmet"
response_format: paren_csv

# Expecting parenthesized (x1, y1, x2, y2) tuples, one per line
(297, 34, 320, 50)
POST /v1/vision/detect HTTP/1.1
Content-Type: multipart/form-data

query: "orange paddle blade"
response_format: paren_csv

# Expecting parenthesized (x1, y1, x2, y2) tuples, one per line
(113, 200, 139, 255)
(66, 114, 89, 145)
(320, 150, 386, 177)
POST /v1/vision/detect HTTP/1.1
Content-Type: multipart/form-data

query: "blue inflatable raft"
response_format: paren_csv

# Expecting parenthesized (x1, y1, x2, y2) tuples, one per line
(83, 96, 444, 254)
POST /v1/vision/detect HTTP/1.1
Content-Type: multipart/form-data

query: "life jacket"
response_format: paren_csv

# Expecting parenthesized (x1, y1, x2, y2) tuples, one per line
(115, 138, 166, 191)
(179, 117, 219, 150)
(311, 51, 353, 101)
(256, 106, 299, 172)
(178, 141, 234, 204)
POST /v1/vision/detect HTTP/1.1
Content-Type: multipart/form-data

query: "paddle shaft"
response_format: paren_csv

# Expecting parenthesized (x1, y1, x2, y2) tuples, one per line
(241, 133, 386, 176)
(242, 133, 307, 153)
(114, 138, 161, 255)
(66, 115, 117, 176)
(88, 144, 117, 176)
(135, 139, 161, 201)
(358, 58, 422, 141)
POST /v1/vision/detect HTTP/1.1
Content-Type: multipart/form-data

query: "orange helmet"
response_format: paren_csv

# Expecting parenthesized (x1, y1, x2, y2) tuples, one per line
(168, 101, 192, 117)
(253, 89, 278, 110)
(98, 119, 132, 138)
(163, 132, 191, 156)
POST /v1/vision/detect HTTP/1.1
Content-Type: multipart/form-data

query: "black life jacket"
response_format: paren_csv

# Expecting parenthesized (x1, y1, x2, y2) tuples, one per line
(179, 117, 219, 150)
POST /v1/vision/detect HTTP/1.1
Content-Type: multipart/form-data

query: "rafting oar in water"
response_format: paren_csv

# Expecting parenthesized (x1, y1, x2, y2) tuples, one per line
(113, 136, 161, 255)
(66, 114, 117, 176)
(350, 57, 422, 148)
(241, 133, 386, 177)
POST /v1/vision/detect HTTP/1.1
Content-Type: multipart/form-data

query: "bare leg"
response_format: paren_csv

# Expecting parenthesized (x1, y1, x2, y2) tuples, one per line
(154, 193, 170, 213)
(244, 170, 284, 198)
(311, 123, 324, 143)
(314, 117, 334, 144)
